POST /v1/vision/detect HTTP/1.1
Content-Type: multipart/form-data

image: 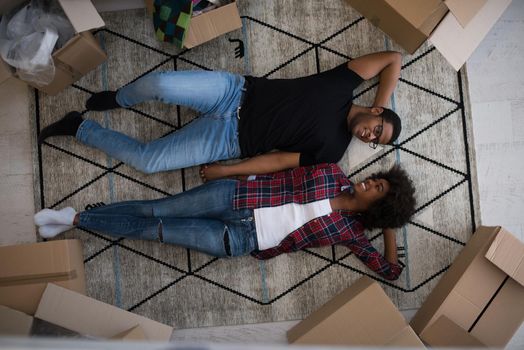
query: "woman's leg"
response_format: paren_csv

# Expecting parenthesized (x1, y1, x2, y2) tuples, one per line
(83, 179, 243, 220)
(116, 70, 245, 116)
(77, 214, 256, 257)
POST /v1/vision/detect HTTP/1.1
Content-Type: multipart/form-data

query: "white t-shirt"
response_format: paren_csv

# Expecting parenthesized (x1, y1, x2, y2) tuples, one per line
(254, 199, 332, 250)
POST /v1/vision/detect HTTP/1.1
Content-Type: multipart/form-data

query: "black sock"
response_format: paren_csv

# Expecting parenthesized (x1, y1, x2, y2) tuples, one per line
(85, 91, 120, 111)
(38, 111, 83, 144)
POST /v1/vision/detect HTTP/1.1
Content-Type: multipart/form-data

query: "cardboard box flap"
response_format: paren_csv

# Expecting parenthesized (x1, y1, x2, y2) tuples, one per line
(0, 0, 27, 15)
(54, 32, 107, 75)
(36, 284, 173, 341)
(485, 227, 524, 286)
(410, 226, 501, 334)
(429, 0, 512, 71)
(386, 0, 448, 34)
(288, 277, 413, 346)
(0, 240, 79, 284)
(111, 325, 147, 341)
(385, 326, 425, 348)
(445, 0, 487, 27)
(0, 305, 34, 336)
(287, 277, 375, 343)
(57, 0, 105, 33)
(0, 59, 14, 85)
(420, 315, 486, 347)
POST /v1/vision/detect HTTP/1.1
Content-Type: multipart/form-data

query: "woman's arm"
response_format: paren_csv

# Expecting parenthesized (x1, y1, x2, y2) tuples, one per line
(382, 228, 399, 265)
(343, 227, 402, 280)
(347, 51, 401, 107)
(200, 151, 300, 181)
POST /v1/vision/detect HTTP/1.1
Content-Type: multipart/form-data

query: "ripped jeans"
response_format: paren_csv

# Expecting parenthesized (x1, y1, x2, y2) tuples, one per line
(78, 180, 258, 257)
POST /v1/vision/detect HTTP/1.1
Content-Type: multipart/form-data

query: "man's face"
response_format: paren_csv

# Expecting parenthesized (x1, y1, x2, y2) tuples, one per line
(353, 178, 390, 208)
(350, 113, 393, 146)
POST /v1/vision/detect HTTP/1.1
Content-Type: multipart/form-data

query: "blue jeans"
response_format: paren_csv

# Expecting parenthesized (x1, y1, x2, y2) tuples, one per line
(76, 71, 245, 173)
(78, 180, 258, 257)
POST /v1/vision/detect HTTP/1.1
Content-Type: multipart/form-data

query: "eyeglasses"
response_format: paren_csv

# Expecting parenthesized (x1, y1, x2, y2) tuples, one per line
(369, 117, 384, 149)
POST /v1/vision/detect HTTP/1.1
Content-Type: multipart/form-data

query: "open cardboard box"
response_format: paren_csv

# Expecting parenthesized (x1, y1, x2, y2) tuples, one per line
(0, 0, 107, 95)
(0, 305, 148, 341)
(345, 0, 512, 70)
(411, 226, 524, 348)
(35, 283, 173, 341)
(144, 0, 242, 48)
(287, 276, 425, 348)
(0, 239, 86, 315)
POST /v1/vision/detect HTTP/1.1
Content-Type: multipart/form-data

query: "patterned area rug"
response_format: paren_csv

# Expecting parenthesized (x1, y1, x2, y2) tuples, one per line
(31, 0, 480, 329)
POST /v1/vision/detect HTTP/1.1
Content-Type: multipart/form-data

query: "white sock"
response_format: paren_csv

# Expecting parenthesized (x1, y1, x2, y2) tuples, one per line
(34, 207, 77, 226)
(38, 224, 73, 238)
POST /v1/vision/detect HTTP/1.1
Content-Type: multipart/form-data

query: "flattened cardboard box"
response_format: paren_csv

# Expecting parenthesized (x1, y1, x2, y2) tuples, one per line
(0, 0, 107, 94)
(0, 305, 34, 336)
(0, 239, 86, 315)
(420, 315, 487, 348)
(287, 276, 425, 348)
(111, 325, 148, 341)
(410, 226, 524, 348)
(35, 283, 173, 341)
(144, 0, 242, 48)
(345, 0, 511, 70)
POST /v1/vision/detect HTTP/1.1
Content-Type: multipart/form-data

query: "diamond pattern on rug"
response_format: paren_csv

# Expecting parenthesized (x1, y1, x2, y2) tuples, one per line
(31, 3, 479, 328)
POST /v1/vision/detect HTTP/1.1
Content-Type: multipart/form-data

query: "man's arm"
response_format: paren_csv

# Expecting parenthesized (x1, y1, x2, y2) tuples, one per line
(382, 228, 398, 264)
(347, 51, 401, 107)
(200, 151, 300, 181)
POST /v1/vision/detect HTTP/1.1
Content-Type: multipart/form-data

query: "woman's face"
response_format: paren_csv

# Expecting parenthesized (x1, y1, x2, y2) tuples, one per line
(353, 178, 390, 208)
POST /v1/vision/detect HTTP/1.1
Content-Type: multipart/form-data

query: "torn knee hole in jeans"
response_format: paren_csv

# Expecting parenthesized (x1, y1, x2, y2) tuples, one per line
(157, 219, 164, 243)
(223, 226, 232, 256)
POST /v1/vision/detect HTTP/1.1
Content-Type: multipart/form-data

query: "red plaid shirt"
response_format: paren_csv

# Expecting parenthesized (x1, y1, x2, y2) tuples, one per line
(234, 163, 403, 280)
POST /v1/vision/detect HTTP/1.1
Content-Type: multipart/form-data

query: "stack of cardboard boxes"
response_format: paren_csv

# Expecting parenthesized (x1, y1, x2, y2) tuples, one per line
(288, 226, 524, 348)
(0, 0, 242, 95)
(345, 0, 512, 70)
(0, 240, 173, 341)
(0, 0, 107, 95)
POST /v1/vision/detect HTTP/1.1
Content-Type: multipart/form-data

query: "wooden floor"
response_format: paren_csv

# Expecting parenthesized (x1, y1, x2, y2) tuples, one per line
(0, 0, 523, 348)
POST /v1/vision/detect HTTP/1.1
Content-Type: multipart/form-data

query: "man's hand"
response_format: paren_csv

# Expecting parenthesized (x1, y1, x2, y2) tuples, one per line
(200, 152, 300, 182)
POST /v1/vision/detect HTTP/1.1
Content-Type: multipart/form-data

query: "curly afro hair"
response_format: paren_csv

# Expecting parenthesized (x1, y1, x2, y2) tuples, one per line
(360, 165, 416, 229)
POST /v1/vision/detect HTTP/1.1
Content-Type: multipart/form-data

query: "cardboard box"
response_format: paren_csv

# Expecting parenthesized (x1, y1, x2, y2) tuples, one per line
(420, 315, 487, 348)
(35, 283, 173, 341)
(346, 0, 512, 70)
(410, 226, 524, 348)
(0, 0, 107, 95)
(0, 305, 34, 336)
(111, 325, 148, 341)
(0, 239, 86, 315)
(287, 277, 425, 347)
(144, 0, 242, 48)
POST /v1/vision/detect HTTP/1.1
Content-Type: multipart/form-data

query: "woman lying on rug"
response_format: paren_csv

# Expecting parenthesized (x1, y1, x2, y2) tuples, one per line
(34, 163, 416, 281)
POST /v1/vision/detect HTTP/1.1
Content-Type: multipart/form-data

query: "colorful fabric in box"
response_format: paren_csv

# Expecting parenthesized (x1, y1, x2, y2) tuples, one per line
(153, 0, 193, 48)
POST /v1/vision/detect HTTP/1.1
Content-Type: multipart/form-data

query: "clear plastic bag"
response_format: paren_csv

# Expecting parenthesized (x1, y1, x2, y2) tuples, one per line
(0, 0, 75, 85)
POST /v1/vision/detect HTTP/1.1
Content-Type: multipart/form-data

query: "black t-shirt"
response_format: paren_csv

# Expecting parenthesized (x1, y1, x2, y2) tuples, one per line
(238, 63, 364, 166)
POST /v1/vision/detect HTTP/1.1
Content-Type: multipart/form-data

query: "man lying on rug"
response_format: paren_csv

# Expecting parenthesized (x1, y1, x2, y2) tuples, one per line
(34, 163, 416, 281)
(38, 51, 402, 178)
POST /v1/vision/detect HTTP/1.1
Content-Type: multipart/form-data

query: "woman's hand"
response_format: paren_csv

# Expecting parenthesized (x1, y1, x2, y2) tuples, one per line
(200, 163, 227, 182)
